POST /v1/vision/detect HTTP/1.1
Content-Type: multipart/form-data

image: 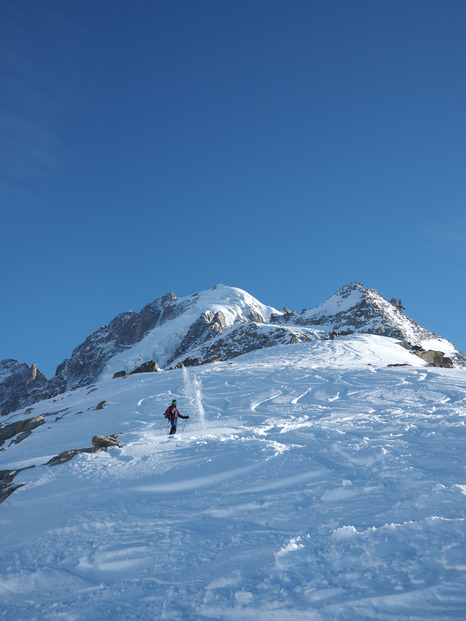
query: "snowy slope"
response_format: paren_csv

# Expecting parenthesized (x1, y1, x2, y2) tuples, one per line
(1, 335, 466, 620)
(2, 282, 465, 417)
(296, 282, 462, 361)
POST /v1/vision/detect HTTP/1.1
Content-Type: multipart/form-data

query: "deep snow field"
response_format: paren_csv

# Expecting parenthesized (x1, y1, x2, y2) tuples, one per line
(1, 335, 466, 620)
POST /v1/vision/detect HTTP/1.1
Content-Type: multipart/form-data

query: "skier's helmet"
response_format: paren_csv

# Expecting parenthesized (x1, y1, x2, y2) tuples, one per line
(172, 400, 177, 405)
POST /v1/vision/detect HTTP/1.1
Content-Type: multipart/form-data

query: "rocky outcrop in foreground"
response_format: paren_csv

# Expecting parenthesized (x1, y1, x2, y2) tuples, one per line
(0, 415, 45, 447)
(0, 466, 35, 504)
(45, 434, 123, 467)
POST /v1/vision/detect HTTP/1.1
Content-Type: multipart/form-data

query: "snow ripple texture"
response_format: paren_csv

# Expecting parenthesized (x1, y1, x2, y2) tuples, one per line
(0, 335, 465, 620)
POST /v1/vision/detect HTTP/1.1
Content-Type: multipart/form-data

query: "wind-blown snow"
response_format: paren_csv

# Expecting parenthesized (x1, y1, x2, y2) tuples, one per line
(1, 335, 466, 620)
(182, 365, 206, 429)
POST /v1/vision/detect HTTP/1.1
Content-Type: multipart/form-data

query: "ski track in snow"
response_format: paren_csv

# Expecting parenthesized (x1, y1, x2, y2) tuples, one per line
(1, 337, 466, 620)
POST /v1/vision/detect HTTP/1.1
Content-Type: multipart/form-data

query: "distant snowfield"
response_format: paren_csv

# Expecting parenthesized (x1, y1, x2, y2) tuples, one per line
(1, 335, 466, 620)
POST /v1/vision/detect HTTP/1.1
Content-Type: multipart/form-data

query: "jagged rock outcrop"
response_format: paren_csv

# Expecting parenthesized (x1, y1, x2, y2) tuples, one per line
(46, 433, 123, 466)
(0, 415, 45, 447)
(0, 360, 48, 417)
(98, 285, 278, 378)
(47, 293, 183, 397)
(0, 466, 35, 504)
(176, 357, 203, 368)
(294, 283, 403, 334)
(46, 447, 102, 466)
(186, 322, 318, 364)
(116, 293, 177, 346)
(113, 360, 160, 379)
(92, 434, 123, 449)
(113, 370, 127, 379)
(167, 310, 229, 365)
(129, 361, 160, 375)
(290, 283, 466, 367)
(415, 350, 454, 368)
(0, 286, 280, 415)
(1, 283, 464, 417)
(47, 310, 137, 395)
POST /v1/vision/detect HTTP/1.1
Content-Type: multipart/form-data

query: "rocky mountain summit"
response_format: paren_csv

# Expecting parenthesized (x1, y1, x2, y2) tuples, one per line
(1, 283, 464, 416)
(289, 283, 461, 355)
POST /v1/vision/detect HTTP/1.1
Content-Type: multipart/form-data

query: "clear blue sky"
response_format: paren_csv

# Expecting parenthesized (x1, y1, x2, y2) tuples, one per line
(1, 0, 466, 377)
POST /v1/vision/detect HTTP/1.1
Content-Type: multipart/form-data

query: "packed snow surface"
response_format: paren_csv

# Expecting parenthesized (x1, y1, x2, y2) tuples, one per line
(1, 335, 466, 620)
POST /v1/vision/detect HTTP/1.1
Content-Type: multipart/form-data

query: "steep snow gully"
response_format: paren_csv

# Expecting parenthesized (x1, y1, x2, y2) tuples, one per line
(1, 336, 466, 620)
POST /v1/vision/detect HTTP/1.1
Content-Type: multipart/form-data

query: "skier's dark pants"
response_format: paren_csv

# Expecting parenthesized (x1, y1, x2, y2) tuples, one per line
(169, 422, 177, 435)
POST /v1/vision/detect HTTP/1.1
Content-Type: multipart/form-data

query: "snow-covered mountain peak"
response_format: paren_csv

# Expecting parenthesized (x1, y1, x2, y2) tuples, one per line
(293, 282, 461, 362)
(1, 281, 464, 417)
(98, 285, 282, 380)
(302, 281, 367, 318)
(178, 283, 279, 324)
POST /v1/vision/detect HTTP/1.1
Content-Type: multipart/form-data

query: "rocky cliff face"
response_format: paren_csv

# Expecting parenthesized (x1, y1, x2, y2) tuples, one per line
(45, 292, 188, 396)
(1, 283, 464, 416)
(0, 360, 48, 416)
(288, 283, 466, 366)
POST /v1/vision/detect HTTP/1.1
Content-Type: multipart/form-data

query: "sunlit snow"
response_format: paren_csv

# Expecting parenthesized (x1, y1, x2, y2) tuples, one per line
(1, 335, 465, 620)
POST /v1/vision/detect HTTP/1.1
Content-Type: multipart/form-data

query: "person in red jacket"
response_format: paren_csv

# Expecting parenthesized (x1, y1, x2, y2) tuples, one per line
(164, 400, 189, 435)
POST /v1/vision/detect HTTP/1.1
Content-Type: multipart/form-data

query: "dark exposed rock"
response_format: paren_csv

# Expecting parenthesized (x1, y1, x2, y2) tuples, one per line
(398, 341, 416, 351)
(292, 283, 466, 368)
(0, 415, 45, 447)
(0, 293, 181, 414)
(160, 293, 191, 326)
(116, 303, 162, 347)
(295, 283, 390, 332)
(397, 342, 454, 368)
(0, 466, 35, 504)
(46, 433, 123, 466)
(270, 308, 297, 324)
(168, 311, 229, 365)
(176, 357, 202, 368)
(129, 360, 160, 375)
(0, 360, 48, 416)
(415, 350, 454, 368)
(48, 310, 136, 396)
(113, 360, 160, 378)
(0, 484, 23, 503)
(194, 323, 315, 363)
(92, 434, 123, 448)
(44, 293, 181, 399)
(46, 447, 101, 466)
(247, 308, 265, 323)
(96, 401, 109, 410)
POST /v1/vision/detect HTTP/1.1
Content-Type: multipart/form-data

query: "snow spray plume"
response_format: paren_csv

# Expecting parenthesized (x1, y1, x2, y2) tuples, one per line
(182, 365, 206, 428)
